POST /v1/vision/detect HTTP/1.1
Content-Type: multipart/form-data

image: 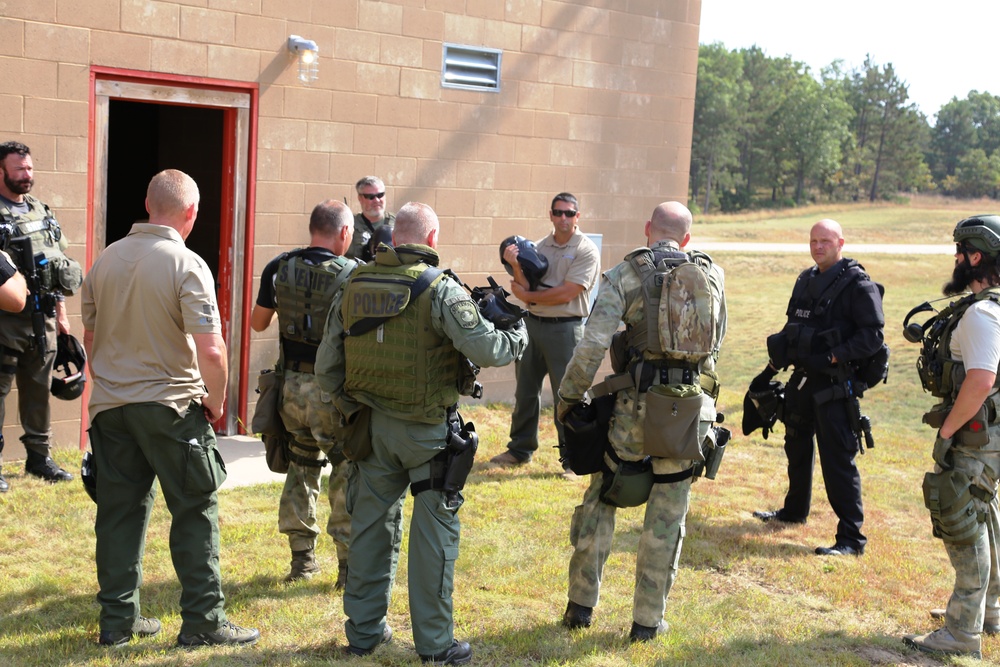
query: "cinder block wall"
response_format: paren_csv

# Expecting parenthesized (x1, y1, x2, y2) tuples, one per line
(0, 0, 700, 454)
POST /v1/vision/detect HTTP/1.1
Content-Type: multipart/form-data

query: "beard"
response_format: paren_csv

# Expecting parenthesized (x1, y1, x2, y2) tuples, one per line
(2, 170, 32, 196)
(941, 262, 982, 296)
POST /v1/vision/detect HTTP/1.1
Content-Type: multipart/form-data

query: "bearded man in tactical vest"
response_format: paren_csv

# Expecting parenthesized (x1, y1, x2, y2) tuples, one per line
(315, 202, 527, 664)
(250, 199, 358, 585)
(0, 141, 82, 490)
(555, 202, 727, 642)
(902, 215, 1000, 660)
(752, 219, 885, 557)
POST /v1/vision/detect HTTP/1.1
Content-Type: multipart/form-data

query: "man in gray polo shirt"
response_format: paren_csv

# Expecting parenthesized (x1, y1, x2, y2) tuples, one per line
(490, 192, 600, 474)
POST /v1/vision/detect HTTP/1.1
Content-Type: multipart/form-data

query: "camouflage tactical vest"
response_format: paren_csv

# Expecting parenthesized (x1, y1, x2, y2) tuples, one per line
(274, 250, 356, 367)
(342, 254, 461, 424)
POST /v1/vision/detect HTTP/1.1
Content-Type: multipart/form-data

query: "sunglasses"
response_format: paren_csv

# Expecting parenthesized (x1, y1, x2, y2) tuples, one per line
(551, 209, 578, 218)
(361, 192, 385, 200)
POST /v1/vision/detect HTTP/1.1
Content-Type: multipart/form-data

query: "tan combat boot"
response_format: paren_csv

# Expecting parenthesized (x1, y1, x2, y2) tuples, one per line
(284, 548, 320, 583)
(903, 626, 982, 659)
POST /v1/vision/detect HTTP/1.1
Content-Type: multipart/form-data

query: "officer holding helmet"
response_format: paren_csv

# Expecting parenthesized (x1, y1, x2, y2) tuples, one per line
(490, 192, 600, 474)
(751, 219, 885, 557)
(316, 202, 526, 663)
(0, 140, 83, 490)
(902, 215, 1000, 660)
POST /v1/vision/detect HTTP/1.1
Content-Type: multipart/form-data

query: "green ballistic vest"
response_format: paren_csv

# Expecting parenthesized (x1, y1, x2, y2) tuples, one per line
(342, 251, 460, 424)
(0, 194, 81, 294)
(0, 194, 67, 258)
(274, 251, 356, 363)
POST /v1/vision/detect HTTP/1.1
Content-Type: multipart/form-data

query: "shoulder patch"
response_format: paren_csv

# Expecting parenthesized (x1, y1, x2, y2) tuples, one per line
(449, 299, 481, 329)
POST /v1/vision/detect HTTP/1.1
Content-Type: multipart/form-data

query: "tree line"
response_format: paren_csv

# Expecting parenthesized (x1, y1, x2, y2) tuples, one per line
(690, 43, 1000, 213)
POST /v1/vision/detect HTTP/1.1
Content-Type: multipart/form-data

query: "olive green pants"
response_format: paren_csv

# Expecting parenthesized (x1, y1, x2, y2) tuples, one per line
(343, 412, 460, 656)
(91, 401, 228, 634)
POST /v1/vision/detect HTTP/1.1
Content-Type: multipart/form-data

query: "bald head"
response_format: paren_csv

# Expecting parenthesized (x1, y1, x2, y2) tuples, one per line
(146, 170, 199, 236)
(393, 202, 439, 247)
(810, 219, 845, 272)
(647, 201, 692, 246)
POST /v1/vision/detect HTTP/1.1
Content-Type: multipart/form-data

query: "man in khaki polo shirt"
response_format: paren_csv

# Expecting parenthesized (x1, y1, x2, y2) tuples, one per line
(490, 192, 601, 474)
(82, 169, 259, 648)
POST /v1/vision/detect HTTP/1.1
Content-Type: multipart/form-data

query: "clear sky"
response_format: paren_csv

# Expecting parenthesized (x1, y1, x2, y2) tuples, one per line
(697, 0, 999, 122)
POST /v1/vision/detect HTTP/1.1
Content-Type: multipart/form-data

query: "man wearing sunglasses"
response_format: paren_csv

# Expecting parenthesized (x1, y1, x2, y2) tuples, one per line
(490, 192, 600, 475)
(347, 176, 394, 261)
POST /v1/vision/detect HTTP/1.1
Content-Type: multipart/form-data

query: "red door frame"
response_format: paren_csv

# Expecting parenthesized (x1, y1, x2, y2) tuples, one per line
(82, 66, 259, 444)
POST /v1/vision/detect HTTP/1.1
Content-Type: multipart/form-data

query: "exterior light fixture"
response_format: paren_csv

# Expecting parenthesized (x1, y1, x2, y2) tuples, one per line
(287, 35, 319, 83)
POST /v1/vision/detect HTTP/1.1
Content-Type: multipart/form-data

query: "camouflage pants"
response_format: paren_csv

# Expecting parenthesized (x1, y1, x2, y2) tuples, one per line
(567, 468, 691, 627)
(941, 449, 1000, 640)
(277, 370, 350, 558)
(567, 386, 696, 627)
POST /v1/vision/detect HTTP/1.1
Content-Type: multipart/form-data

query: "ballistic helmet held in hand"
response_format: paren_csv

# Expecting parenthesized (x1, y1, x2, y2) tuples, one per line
(499, 235, 549, 291)
(741, 381, 785, 440)
(472, 276, 527, 330)
(51, 332, 86, 400)
(954, 214, 1000, 257)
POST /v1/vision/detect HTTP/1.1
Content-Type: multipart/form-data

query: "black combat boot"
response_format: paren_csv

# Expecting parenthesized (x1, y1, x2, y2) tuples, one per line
(25, 451, 73, 482)
(562, 601, 593, 629)
(629, 620, 668, 643)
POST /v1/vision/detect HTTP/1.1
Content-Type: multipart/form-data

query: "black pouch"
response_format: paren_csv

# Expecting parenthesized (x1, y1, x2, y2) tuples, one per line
(562, 393, 615, 475)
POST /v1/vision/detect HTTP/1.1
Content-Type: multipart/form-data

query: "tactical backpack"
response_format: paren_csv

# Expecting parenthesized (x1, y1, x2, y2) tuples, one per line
(625, 247, 722, 461)
(628, 247, 720, 364)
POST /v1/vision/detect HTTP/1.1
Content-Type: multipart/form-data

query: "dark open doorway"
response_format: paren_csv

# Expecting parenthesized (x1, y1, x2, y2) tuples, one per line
(105, 100, 225, 280)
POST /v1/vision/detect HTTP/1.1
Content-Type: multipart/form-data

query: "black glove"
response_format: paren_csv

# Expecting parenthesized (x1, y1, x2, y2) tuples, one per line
(749, 364, 778, 392)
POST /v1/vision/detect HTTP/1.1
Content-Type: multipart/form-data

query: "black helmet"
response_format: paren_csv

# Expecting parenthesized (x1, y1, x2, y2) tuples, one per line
(81, 450, 97, 503)
(499, 235, 549, 291)
(51, 332, 86, 400)
(954, 214, 1000, 257)
(741, 380, 785, 440)
(478, 289, 527, 330)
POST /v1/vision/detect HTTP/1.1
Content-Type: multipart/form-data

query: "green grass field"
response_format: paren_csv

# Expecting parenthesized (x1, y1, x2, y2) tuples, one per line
(1, 200, 995, 666)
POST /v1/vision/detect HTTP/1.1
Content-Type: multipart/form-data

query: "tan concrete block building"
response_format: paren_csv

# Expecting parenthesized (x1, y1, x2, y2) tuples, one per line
(0, 0, 701, 453)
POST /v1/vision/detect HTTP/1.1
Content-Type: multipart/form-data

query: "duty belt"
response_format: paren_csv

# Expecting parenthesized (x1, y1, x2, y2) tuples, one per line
(527, 313, 582, 324)
(285, 360, 315, 374)
(591, 359, 699, 397)
(604, 445, 695, 483)
(282, 341, 318, 375)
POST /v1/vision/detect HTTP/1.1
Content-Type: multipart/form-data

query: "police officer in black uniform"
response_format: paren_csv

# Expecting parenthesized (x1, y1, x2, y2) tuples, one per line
(752, 219, 886, 556)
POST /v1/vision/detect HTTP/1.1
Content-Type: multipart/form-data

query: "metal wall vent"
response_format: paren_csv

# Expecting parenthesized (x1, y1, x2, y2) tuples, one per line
(441, 43, 502, 93)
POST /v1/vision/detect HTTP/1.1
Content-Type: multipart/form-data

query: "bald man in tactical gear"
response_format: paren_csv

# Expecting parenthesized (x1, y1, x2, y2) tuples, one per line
(316, 202, 527, 664)
(752, 220, 885, 557)
(555, 201, 726, 643)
